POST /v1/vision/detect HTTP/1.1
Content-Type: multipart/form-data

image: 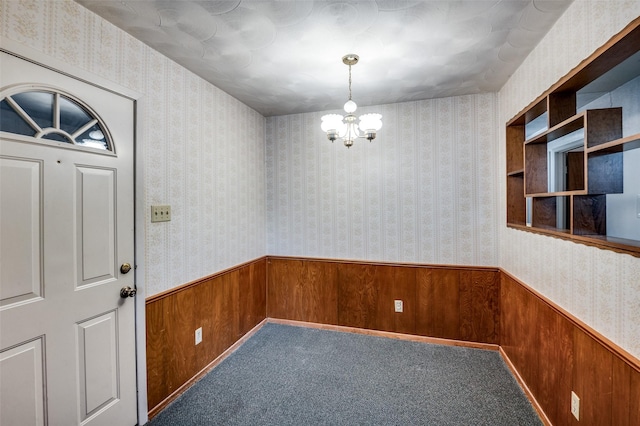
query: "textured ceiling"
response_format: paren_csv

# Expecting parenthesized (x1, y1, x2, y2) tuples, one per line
(76, 0, 573, 116)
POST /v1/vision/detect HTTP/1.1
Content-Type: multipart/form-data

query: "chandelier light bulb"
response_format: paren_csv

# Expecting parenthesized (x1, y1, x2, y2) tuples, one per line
(358, 113, 382, 132)
(344, 100, 357, 113)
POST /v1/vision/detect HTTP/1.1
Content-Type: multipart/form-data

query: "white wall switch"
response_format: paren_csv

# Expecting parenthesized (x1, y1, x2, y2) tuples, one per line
(151, 205, 171, 222)
(195, 327, 202, 345)
(571, 391, 580, 421)
(394, 300, 403, 313)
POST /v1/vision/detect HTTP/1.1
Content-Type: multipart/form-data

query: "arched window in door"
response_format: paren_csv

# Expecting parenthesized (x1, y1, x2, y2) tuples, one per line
(0, 88, 113, 151)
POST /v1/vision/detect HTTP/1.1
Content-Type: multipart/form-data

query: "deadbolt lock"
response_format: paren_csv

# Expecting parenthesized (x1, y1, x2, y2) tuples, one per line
(120, 263, 132, 274)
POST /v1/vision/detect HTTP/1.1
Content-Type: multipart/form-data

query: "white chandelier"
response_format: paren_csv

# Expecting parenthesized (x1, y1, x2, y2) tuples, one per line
(321, 54, 382, 148)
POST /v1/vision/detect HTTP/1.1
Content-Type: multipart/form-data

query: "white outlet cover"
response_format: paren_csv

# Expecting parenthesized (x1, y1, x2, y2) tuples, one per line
(195, 327, 202, 345)
(571, 391, 580, 421)
(394, 300, 403, 313)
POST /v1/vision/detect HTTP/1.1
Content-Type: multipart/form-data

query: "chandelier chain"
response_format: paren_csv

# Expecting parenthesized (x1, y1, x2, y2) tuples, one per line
(348, 64, 352, 101)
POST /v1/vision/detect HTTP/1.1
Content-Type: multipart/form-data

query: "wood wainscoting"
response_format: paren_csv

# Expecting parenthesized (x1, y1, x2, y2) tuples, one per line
(266, 257, 500, 344)
(500, 271, 640, 426)
(145, 257, 267, 417)
(145, 256, 639, 425)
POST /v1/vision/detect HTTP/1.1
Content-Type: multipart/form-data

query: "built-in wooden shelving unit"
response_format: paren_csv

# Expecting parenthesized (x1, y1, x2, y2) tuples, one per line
(506, 17, 640, 257)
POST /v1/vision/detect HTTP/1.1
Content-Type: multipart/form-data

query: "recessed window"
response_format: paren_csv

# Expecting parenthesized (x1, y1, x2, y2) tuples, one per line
(0, 89, 112, 151)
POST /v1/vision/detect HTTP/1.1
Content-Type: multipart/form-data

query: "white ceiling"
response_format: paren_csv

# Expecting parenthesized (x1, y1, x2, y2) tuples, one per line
(76, 0, 573, 117)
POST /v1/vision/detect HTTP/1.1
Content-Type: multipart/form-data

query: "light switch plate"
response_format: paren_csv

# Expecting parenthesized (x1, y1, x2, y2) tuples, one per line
(151, 205, 171, 222)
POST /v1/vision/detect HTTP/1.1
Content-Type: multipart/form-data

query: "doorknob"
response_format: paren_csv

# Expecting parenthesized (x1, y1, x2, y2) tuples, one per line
(120, 263, 132, 274)
(120, 286, 136, 298)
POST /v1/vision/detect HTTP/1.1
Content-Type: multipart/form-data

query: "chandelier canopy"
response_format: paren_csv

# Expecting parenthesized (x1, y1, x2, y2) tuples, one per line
(321, 54, 382, 148)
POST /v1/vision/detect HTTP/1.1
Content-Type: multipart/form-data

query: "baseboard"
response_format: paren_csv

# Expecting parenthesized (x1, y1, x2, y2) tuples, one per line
(499, 346, 551, 426)
(268, 318, 500, 351)
(147, 318, 268, 420)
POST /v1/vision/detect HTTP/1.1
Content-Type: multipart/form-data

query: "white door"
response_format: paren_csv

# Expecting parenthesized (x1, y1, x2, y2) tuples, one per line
(0, 51, 137, 426)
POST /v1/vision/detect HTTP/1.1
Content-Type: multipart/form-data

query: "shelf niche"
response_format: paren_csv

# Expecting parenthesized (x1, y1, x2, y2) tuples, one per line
(505, 16, 640, 257)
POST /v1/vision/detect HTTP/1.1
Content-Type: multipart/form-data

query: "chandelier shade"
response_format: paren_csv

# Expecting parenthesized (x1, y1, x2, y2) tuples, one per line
(321, 54, 382, 148)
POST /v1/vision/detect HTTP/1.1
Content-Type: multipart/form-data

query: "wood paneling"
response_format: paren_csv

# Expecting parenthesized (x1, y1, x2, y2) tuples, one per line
(416, 268, 459, 339)
(166, 288, 196, 394)
(500, 270, 640, 426)
(536, 303, 573, 426)
(525, 143, 548, 194)
(460, 270, 499, 344)
(147, 257, 640, 425)
(507, 174, 526, 225)
(573, 328, 613, 425)
(239, 260, 266, 336)
(501, 273, 539, 390)
(268, 257, 500, 343)
(336, 263, 378, 329)
(267, 259, 338, 324)
(631, 365, 640, 425)
(573, 194, 607, 236)
(532, 197, 559, 229)
(145, 297, 167, 411)
(613, 357, 633, 426)
(506, 125, 524, 172)
(548, 91, 576, 127)
(146, 257, 267, 416)
(374, 265, 416, 334)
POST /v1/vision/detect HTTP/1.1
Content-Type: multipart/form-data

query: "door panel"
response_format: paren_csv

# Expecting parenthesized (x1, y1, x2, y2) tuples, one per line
(0, 337, 46, 426)
(0, 51, 136, 425)
(76, 166, 116, 286)
(0, 157, 43, 306)
(77, 311, 119, 421)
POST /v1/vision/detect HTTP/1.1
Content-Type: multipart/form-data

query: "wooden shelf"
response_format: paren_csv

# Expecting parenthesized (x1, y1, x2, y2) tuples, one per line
(526, 190, 587, 197)
(586, 132, 640, 154)
(505, 17, 640, 257)
(525, 113, 584, 145)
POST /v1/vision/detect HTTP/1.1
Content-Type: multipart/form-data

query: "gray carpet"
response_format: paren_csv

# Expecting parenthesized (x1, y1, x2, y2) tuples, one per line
(149, 323, 542, 425)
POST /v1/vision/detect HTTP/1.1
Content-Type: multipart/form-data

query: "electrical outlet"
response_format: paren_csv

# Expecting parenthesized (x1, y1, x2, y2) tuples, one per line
(151, 205, 171, 222)
(394, 300, 403, 313)
(195, 327, 202, 345)
(571, 391, 580, 421)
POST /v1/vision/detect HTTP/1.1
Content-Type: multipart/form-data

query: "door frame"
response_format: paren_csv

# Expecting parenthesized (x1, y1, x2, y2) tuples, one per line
(0, 36, 149, 425)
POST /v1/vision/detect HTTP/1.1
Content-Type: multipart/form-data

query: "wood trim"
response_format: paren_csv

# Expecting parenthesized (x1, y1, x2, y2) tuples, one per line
(146, 256, 267, 303)
(148, 319, 268, 419)
(268, 318, 499, 351)
(266, 255, 499, 272)
(506, 223, 640, 258)
(499, 347, 552, 426)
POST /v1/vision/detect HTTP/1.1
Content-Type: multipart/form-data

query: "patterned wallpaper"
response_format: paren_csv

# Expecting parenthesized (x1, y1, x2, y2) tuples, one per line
(2, 0, 638, 360)
(266, 94, 499, 266)
(0, 0, 267, 297)
(499, 0, 640, 358)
